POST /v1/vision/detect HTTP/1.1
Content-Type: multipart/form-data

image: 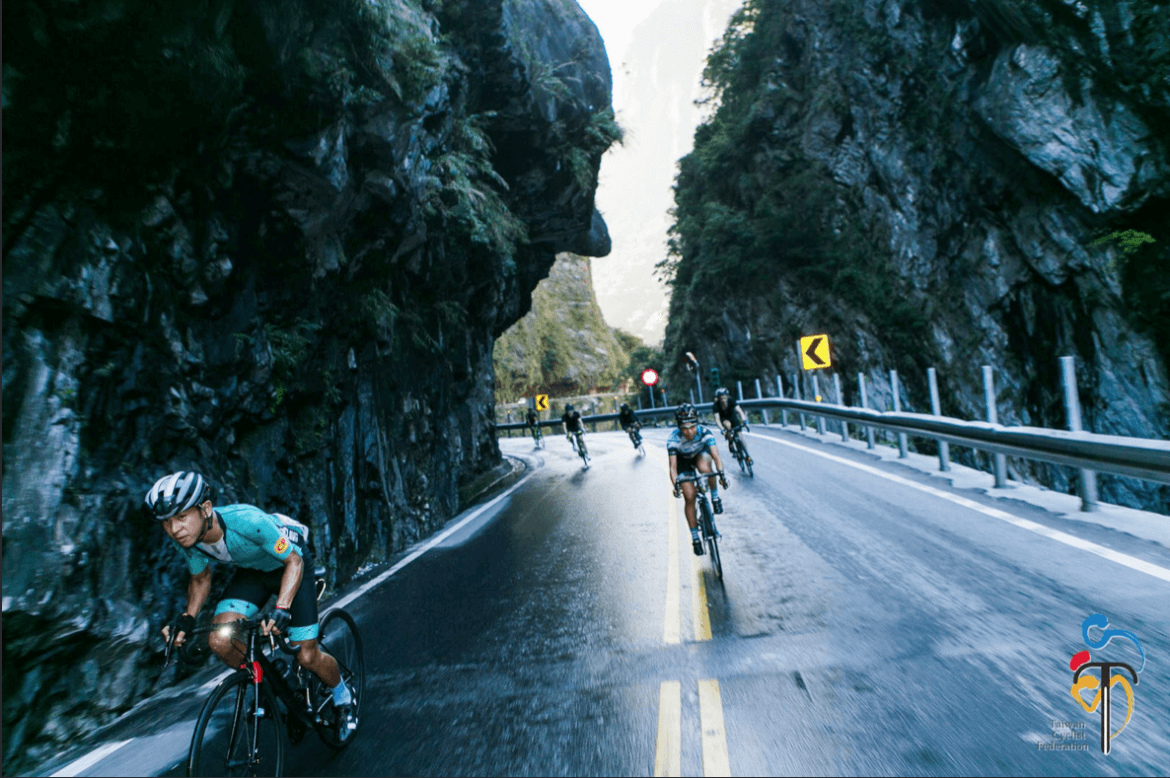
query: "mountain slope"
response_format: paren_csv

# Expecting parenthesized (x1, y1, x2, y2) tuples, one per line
(662, 0, 1170, 510)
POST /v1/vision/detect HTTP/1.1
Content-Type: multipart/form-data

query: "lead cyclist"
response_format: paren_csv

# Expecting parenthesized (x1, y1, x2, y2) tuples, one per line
(149, 471, 357, 739)
(667, 404, 729, 555)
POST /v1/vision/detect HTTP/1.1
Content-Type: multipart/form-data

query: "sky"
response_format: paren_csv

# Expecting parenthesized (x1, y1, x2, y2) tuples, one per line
(571, 0, 743, 346)
(575, 0, 665, 110)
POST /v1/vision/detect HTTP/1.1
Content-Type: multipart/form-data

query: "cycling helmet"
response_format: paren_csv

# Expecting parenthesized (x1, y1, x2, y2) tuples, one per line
(565, 404, 574, 412)
(146, 471, 210, 520)
(620, 402, 630, 411)
(674, 403, 698, 426)
(715, 387, 731, 399)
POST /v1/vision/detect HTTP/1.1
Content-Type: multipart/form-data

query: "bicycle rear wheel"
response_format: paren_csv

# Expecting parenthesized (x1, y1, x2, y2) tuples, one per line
(188, 673, 284, 777)
(700, 498, 723, 581)
(312, 608, 365, 750)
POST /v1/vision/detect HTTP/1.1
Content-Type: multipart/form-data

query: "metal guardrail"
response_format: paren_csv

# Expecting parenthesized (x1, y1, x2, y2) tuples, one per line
(496, 399, 1170, 486)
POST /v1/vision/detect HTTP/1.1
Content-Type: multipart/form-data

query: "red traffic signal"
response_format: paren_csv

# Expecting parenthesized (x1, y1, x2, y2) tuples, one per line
(640, 368, 659, 387)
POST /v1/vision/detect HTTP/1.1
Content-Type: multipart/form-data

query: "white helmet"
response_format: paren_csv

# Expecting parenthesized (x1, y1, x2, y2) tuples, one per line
(145, 471, 210, 521)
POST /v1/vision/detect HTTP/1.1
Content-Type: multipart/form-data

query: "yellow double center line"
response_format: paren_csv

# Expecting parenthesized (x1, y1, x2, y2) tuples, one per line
(654, 453, 731, 776)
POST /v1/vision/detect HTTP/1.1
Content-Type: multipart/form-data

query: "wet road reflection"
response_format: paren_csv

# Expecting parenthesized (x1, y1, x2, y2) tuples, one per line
(67, 427, 1170, 776)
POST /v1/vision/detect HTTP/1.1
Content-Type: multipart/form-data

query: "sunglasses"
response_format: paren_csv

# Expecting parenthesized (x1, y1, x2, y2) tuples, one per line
(679, 420, 698, 428)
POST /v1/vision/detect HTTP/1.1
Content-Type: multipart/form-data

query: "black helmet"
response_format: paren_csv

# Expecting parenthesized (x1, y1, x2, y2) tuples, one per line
(566, 403, 574, 412)
(620, 402, 630, 411)
(674, 403, 698, 426)
(146, 471, 210, 520)
(715, 387, 731, 398)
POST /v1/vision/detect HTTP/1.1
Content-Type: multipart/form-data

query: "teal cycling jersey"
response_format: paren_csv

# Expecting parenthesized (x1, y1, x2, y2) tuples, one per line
(175, 504, 308, 576)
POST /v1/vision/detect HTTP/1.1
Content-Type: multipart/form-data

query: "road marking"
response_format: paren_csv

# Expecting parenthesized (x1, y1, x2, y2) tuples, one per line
(698, 679, 731, 777)
(653, 681, 682, 777)
(665, 488, 681, 645)
(748, 432, 1170, 583)
(50, 739, 133, 777)
(330, 472, 532, 612)
(692, 552, 712, 642)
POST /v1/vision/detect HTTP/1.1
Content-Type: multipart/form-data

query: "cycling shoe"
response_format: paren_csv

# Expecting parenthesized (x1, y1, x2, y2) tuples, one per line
(335, 704, 358, 741)
(692, 539, 705, 556)
(712, 497, 724, 515)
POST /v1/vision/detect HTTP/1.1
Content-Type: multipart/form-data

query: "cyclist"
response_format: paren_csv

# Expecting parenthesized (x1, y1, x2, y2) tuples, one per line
(712, 387, 750, 461)
(561, 403, 587, 455)
(667, 403, 729, 555)
(525, 406, 541, 440)
(618, 402, 641, 447)
(149, 471, 357, 738)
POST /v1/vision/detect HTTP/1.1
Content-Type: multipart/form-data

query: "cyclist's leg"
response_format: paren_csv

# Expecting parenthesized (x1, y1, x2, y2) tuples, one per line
(679, 481, 698, 529)
(285, 556, 342, 688)
(209, 569, 268, 667)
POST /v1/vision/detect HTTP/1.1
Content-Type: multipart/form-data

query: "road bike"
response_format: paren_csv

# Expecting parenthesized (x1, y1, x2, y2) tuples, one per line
(167, 604, 364, 776)
(675, 470, 725, 580)
(568, 428, 590, 468)
(726, 425, 753, 477)
(625, 425, 645, 456)
(530, 422, 544, 449)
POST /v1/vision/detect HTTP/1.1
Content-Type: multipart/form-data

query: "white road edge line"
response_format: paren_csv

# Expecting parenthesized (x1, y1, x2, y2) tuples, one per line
(748, 432, 1170, 583)
(50, 739, 133, 777)
(51, 466, 532, 777)
(329, 468, 531, 611)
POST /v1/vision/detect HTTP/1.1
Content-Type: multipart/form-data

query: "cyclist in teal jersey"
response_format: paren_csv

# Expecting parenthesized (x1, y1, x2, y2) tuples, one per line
(149, 471, 356, 735)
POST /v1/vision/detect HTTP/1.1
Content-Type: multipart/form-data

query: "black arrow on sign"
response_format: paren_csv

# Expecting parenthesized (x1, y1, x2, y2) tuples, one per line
(805, 337, 826, 366)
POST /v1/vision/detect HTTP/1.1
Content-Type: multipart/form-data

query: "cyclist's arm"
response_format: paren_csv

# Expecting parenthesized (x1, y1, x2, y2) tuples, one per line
(668, 454, 679, 488)
(274, 551, 303, 611)
(707, 443, 727, 476)
(185, 567, 213, 616)
(736, 406, 748, 425)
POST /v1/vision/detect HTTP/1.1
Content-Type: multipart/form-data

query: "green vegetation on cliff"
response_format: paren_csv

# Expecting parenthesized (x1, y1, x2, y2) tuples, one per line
(494, 253, 641, 400)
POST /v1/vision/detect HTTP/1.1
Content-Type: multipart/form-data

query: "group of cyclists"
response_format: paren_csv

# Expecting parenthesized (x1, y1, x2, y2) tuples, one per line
(523, 387, 753, 556)
(144, 384, 754, 761)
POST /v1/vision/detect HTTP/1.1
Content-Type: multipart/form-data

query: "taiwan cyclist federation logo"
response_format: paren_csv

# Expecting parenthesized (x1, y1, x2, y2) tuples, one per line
(274, 538, 289, 555)
(1068, 613, 1144, 755)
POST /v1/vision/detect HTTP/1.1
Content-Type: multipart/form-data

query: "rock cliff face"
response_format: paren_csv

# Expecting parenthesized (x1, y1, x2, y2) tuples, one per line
(494, 253, 640, 400)
(2, 0, 616, 768)
(662, 0, 1170, 510)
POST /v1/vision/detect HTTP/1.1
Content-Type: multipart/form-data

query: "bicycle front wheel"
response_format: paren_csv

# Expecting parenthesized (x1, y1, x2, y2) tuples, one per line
(313, 608, 365, 750)
(740, 439, 753, 478)
(188, 673, 284, 777)
(700, 498, 723, 581)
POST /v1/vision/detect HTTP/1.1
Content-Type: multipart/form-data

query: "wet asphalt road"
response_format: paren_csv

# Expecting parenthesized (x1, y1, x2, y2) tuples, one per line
(52, 426, 1170, 776)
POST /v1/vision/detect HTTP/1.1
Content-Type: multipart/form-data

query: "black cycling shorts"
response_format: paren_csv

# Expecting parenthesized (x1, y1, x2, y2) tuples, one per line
(215, 554, 319, 642)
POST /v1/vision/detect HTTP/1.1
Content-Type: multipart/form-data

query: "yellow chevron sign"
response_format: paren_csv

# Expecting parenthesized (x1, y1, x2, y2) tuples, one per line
(535, 394, 549, 412)
(800, 335, 831, 370)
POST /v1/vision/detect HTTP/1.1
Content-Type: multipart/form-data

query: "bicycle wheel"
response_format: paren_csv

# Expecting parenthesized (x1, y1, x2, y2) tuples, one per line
(739, 438, 753, 478)
(313, 608, 365, 750)
(188, 673, 284, 777)
(700, 498, 723, 581)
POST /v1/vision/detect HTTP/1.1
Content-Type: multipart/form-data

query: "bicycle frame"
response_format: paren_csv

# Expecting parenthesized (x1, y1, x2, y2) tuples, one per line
(208, 620, 338, 745)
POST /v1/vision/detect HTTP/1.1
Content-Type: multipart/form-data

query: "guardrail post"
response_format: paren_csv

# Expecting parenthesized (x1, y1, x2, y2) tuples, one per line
(776, 375, 787, 426)
(890, 370, 908, 457)
(689, 389, 695, 405)
(833, 373, 848, 441)
(1060, 356, 1098, 511)
(794, 372, 806, 430)
(756, 378, 769, 425)
(811, 374, 826, 434)
(982, 365, 1008, 487)
(506, 410, 513, 437)
(637, 395, 643, 410)
(736, 379, 745, 423)
(859, 373, 875, 449)
(927, 367, 950, 471)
